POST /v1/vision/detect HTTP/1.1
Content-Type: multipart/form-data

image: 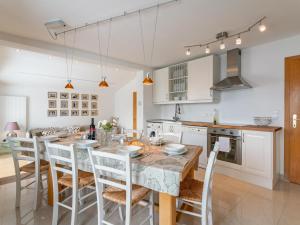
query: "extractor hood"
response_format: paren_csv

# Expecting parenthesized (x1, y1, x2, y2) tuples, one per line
(211, 48, 252, 91)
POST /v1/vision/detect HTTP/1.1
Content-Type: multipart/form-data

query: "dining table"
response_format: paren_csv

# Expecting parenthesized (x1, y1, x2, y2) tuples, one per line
(43, 135, 202, 225)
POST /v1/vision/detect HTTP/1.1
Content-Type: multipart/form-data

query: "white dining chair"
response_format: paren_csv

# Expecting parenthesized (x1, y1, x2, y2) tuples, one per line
(161, 132, 183, 144)
(45, 142, 96, 225)
(176, 142, 220, 225)
(8, 136, 49, 210)
(88, 147, 154, 225)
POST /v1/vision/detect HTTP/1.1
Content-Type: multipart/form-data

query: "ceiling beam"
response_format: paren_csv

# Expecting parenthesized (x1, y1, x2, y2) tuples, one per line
(0, 31, 152, 71)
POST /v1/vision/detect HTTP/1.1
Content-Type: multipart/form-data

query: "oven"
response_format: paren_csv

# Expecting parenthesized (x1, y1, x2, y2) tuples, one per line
(207, 127, 242, 165)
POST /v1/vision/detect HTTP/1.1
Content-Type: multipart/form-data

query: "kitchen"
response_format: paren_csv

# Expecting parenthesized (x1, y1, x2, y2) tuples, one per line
(1, 1, 300, 225)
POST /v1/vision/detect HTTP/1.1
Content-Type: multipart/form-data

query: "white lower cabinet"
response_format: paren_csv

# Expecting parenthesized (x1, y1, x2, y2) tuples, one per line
(242, 130, 272, 178)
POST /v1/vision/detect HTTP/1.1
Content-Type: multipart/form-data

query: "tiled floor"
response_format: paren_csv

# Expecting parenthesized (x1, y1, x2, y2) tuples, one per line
(0, 171, 300, 225)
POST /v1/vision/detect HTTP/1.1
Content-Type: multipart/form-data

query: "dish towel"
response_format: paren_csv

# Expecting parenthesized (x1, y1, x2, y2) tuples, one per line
(219, 137, 231, 153)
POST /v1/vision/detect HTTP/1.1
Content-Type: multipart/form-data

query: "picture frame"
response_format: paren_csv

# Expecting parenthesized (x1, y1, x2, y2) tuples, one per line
(71, 101, 79, 109)
(81, 110, 89, 116)
(60, 110, 69, 117)
(82, 101, 89, 109)
(60, 100, 68, 109)
(91, 95, 98, 101)
(48, 110, 57, 117)
(71, 110, 79, 116)
(91, 110, 98, 116)
(91, 102, 97, 109)
(81, 94, 89, 100)
(48, 92, 57, 99)
(60, 92, 69, 99)
(71, 93, 79, 100)
(48, 100, 57, 108)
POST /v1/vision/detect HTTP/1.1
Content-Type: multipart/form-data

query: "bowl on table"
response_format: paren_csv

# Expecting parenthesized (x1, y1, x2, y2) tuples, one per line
(253, 117, 272, 126)
(120, 145, 142, 157)
(150, 137, 166, 145)
(164, 143, 187, 155)
(76, 140, 98, 149)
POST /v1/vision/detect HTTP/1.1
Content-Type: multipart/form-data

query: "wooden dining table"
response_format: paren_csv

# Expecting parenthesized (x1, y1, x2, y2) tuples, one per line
(43, 136, 202, 225)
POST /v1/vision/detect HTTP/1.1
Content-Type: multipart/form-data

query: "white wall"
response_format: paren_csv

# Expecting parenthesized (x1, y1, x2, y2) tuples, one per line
(0, 45, 138, 129)
(153, 34, 300, 174)
(114, 72, 144, 130)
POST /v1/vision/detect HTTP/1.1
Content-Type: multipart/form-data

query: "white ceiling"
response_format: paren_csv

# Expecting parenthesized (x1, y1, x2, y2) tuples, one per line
(0, 0, 300, 68)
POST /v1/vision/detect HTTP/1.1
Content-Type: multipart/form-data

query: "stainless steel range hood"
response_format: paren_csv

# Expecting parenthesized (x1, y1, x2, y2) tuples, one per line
(211, 48, 252, 91)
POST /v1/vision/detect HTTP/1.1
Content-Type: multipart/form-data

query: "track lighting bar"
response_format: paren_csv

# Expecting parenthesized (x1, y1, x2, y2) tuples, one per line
(53, 0, 178, 39)
(184, 16, 266, 49)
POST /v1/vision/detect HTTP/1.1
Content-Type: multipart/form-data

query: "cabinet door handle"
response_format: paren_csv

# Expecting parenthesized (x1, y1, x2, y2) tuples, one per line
(293, 114, 300, 128)
(242, 133, 245, 143)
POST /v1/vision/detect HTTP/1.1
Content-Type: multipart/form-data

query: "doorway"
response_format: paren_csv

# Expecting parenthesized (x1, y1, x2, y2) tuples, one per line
(285, 55, 300, 184)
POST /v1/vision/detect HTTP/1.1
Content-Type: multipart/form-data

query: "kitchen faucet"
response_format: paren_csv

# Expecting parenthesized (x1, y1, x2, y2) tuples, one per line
(173, 103, 181, 121)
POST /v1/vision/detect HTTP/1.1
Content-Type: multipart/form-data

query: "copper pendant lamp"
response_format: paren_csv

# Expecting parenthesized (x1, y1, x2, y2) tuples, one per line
(99, 77, 109, 88)
(65, 79, 74, 89)
(143, 73, 153, 85)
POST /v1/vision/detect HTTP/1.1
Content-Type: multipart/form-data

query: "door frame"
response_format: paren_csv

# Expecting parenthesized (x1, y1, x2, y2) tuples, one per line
(284, 55, 300, 179)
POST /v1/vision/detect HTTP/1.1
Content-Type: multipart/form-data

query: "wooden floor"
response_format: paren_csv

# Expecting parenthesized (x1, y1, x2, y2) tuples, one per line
(0, 170, 300, 225)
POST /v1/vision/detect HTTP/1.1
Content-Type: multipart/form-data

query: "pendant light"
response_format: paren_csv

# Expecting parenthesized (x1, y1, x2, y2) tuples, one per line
(235, 34, 242, 45)
(63, 30, 76, 89)
(219, 40, 225, 50)
(99, 20, 112, 88)
(205, 45, 210, 54)
(185, 48, 191, 56)
(259, 22, 266, 32)
(96, 22, 109, 88)
(139, 6, 159, 85)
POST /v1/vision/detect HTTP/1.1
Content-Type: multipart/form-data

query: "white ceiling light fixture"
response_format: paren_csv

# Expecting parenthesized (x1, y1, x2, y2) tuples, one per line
(205, 45, 210, 54)
(184, 16, 266, 55)
(259, 22, 266, 32)
(185, 48, 191, 56)
(235, 35, 242, 45)
(219, 40, 225, 50)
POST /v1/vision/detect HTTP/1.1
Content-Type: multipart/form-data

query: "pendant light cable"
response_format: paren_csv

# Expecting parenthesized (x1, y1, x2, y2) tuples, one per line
(105, 20, 112, 78)
(63, 33, 69, 81)
(96, 22, 103, 80)
(150, 5, 159, 66)
(138, 10, 146, 65)
(70, 28, 77, 80)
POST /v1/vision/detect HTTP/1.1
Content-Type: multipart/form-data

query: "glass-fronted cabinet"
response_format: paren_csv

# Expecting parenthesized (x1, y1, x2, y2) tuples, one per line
(169, 63, 188, 101)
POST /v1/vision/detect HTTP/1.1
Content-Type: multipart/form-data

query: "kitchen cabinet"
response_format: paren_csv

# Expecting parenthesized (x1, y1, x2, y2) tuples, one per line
(187, 55, 219, 102)
(242, 130, 273, 178)
(152, 55, 219, 104)
(153, 67, 169, 104)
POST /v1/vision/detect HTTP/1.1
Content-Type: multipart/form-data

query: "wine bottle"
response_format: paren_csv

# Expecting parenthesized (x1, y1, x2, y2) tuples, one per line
(89, 118, 96, 140)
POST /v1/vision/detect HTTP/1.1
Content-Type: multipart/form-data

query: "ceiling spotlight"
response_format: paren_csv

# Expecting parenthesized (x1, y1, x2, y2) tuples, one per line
(205, 46, 210, 54)
(259, 23, 266, 32)
(185, 48, 191, 56)
(220, 41, 225, 50)
(235, 36, 242, 45)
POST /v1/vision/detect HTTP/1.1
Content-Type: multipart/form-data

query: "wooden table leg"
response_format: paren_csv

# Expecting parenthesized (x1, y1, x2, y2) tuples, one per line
(47, 167, 54, 206)
(47, 167, 62, 206)
(159, 192, 176, 225)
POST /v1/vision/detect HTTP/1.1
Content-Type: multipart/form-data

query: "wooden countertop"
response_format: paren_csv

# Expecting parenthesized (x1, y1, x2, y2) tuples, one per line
(181, 121, 282, 132)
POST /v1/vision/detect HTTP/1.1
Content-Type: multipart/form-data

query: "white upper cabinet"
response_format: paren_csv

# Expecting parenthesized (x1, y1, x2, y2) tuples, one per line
(153, 67, 169, 104)
(187, 55, 219, 102)
(242, 130, 273, 178)
(152, 55, 220, 104)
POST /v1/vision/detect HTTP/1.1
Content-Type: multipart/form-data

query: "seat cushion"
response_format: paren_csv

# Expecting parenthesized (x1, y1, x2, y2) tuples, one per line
(103, 184, 150, 205)
(20, 159, 49, 173)
(179, 178, 203, 202)
(58, 170, 94, 188)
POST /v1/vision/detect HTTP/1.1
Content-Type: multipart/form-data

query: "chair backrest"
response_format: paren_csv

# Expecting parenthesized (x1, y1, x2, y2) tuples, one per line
(8, 136, 40, 175)
(161, 132, 183, 144)
(202, 141, 219, 207)
(88, 147, 132, 225)
(45, 142, 78, 191)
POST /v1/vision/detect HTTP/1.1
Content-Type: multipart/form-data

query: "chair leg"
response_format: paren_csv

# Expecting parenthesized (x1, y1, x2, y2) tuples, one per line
(71, 187, 78, 225)
(33, 176, 40, 210)
(52, 202, 59, 225)
(149, 191, 154, 225)
(118, 204, 124, 221)
(15, 174, 21, 208)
